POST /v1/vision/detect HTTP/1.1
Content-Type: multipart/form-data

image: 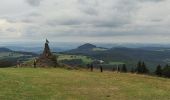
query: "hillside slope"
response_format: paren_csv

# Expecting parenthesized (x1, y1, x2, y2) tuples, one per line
(0, 68, 170, 100)
(0, 48, 37, 67)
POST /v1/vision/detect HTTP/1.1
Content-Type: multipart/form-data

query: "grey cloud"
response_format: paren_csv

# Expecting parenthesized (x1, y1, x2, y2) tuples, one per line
(81, 8, 98, 16)
(151, 19, 162, 22)
(25, 0, 43, 6)
(21, 19, 34, 23)
(76, 0, 138, 28)
(2, 17, 17, 23)
(0, 0, 169, 43)
(47, 19, 82, 26)
(140, 0, 165, 2)
(22, 26, 41, 37)
(94, 21, 129, 28)
(6, 28, 17, 32)
(78, 0, 99, 16)
(28, 12, 42, 17)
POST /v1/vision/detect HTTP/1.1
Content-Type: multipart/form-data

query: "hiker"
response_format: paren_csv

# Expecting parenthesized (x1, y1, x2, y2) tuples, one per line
(100, 66, 103, 72)
(90, 64, 93, 72)
(34, 59, 37, 68)
(17, 60, 20, 68)
(87, 64, 90, 69)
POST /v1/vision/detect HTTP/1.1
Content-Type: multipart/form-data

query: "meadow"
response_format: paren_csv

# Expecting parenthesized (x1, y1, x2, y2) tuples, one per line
(0, 52, 24, 59)
(0, 68, 170, 100)
(57, 54, 93, 65)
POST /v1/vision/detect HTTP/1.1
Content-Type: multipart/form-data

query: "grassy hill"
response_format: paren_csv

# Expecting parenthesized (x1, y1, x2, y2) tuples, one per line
(0, 68, 170, 100)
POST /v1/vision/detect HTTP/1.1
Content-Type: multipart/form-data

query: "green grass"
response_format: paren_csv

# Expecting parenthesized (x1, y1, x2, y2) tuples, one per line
(57, 54, 93, 64)
(0, 52, 24, 59)
(92, 48, 107, 51)
(109, 62, 125, 65)
(0, 68, 170, 100)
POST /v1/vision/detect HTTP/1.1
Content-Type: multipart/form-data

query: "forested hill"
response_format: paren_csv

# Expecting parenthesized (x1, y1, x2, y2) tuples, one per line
(64, 43, 170, 70)
(0, 47, 37, 67)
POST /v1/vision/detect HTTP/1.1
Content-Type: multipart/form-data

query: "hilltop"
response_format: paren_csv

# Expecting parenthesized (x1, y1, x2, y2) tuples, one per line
(78, 43, 97, 50)
(0, 47, 12, 52)
(0, 68, 170, 100)
(66, 43, 107, 54)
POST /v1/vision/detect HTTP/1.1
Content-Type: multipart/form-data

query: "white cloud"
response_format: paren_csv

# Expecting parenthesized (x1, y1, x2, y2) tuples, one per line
(0, 0, 169, 43)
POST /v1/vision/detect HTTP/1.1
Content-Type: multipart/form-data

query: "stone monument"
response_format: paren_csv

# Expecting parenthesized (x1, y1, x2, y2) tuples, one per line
(35, 39, 58, 67)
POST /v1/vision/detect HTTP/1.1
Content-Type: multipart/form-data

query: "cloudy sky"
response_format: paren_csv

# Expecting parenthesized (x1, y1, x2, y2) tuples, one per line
(0, 0, 170, 44)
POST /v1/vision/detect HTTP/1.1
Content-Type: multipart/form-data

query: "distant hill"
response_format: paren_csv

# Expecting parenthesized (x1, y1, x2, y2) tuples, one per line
(139, 47, 170, 51)
(7, 46, 65, 54)
(77, 43, 97, 50)
(0, 47, 12, 52)
(64, 44, 170, 71)
(66, 43, 108, 55)
(0, 47, 38, 67)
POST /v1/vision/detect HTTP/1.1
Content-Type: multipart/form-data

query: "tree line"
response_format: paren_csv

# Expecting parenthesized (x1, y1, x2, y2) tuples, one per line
(87, 61, 170, 78)
(155, 64, 170, 78)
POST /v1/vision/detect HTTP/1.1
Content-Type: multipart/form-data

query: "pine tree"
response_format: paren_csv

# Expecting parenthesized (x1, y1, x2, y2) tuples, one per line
(142, 62, 149, 74)
(121, 64, 127, 72)
(162, 64, 170, 78)
(155, 65, 162, 76)
(136, 61, 142, 73)
(136, 61, 149, 74)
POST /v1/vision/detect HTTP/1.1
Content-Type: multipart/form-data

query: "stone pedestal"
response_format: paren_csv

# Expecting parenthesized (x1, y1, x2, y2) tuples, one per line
(36, 40, 58, 67)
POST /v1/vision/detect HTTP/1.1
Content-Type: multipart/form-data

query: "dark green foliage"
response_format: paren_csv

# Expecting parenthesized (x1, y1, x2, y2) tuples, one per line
(112, 67, 116, 71)
(131, 67, 135, 73)
(60, 59, 83, 67)
(162, 64, 170, 78)
(142, 62, 149, 73)
(118, 66, 120, 72)
(155, 65, 162, 76)
(86, 64, 90, 69)
(136, 61, 142, 73)
(66, 45, 170, 71)
(90, 64, 93, 72)
(0, 60, 15, 67)
(121, 64, 127, 72)
(136, 61, 149, 74)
